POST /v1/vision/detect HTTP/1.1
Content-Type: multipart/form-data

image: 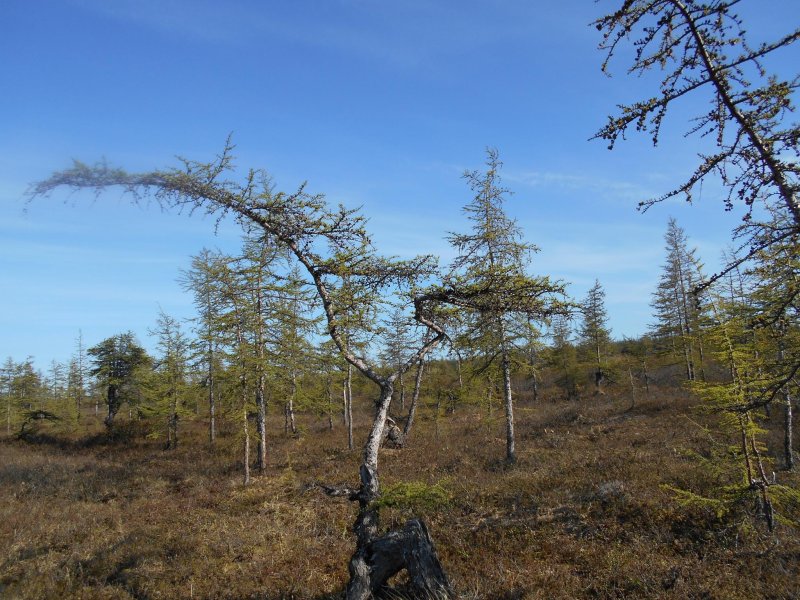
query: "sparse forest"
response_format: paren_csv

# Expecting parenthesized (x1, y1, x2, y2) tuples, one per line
(2, 1, 799, 599)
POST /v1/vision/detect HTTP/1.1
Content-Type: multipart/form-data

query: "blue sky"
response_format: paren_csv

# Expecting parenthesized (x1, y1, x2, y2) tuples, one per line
(2, 0, 798, 369)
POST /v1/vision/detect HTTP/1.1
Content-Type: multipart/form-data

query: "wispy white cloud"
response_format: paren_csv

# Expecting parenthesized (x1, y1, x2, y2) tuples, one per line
(506, 169, 660, 204)
(67, 0, 561, 70)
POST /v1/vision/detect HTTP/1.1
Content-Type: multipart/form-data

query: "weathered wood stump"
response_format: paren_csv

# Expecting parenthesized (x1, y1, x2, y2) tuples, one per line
(382, 417, 405, 449)
(325, 465, 453, 600)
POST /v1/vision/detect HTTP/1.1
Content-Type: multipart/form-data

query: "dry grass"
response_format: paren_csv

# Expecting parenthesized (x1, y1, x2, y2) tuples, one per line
(1, 388, 798, 599)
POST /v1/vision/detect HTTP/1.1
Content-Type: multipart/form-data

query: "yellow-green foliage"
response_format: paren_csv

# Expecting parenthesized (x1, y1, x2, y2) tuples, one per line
(374, 480, 452, 512)
(661, 485, 729, 519)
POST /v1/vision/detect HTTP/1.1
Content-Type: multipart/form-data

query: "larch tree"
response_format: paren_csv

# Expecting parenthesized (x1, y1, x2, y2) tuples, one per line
(444, 148, 569, 464)
(579, 279, 612, 395)
(1, 357, 15, 436)
(594, 1, 799, 236)
(87, 333, 150, 428)
(68, 330, 88, 422)
(595, 0, 799, 403)
(548, 315, 580, 401)
(651, 218, 707, 381)
(746, 214, 799, 470)
(236, 235, 284, 470)
(33, 144, 456, 598)
(272, 264, 320, 437)
(208, 244, 276, 478)
(148, 309, 191, 450)
(181, 248, 227, 446)
(381, 306, 414, 413)
(46, 360, 66, 412)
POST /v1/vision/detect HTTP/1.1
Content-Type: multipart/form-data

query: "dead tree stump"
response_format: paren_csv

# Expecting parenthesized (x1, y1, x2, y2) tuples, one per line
(324, 465, 453, 599)
(382, 417, 405, 449)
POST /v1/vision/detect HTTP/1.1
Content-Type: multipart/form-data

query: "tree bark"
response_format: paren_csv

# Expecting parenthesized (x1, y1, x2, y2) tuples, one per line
(104, 384, 120, 428)
(289, 370, 298, 435)
(785, 391, 794, 471)
(628, 367, 636, 411)
(340, 384, 453, 600)
(502, 349, 516, 464)
(256, 384, 267, 470)
(402, 358, 425, 440)
(243, 406, 250, 486)
(327, 378, 334, 431)
(398, 367, 405, 412)
(346, 364, 354, 451)
(209, 383, 216, 446)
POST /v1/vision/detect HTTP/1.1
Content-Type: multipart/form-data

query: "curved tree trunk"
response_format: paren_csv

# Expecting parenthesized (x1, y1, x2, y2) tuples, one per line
(341, 384, 453, 600)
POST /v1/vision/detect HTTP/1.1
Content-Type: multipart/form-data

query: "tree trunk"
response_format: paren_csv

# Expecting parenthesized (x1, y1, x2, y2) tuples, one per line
(289, 371, 298, 435)
(594, 340, 604, 396)
(455, 350, 464, 391)
(346, 364, 354, 451)
(502, 350, 516, 464)
(785, 391, 794, 471)
(243, 405, 250, 486)
(341, 384, 453, 600)
(402, 358, 425, 440)
(342, 379, 349, 426)
(256, 383, 267, 471)
(628, 367, 636, 411)
(104, 384, 120, 428)
(209, 384, 216, 446)
(208, 369, 216, 446)
(398, 367, 405, 412)
(167, 388, 178, 450)
(327, 379, 334, 431)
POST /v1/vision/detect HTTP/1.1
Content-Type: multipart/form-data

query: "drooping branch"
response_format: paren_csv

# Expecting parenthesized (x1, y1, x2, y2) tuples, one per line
(594, 0, 800, 225)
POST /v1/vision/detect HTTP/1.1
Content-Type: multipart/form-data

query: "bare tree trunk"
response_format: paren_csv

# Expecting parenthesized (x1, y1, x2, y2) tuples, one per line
(398, 367, 405, 412)
(256, 384, 267, 471)
(243, 406, 250, 486)
(208, 367, 216, 447)
(502, 349, 516, 464)
(339, 384, 453, 600)
(402, 358, 425, 439)
(288, 371, 298, 435)
(346, 364, 354, 451)
(628, 367, 636, 411)
(342, 381, 348, 425)
(209, 384, 216, 446)
(785, 391, 794, 471)
(327, 378, 334, 431)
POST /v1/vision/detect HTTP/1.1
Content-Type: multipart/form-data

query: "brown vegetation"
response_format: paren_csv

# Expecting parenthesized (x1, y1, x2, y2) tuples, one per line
(2, 384, 798, 599)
